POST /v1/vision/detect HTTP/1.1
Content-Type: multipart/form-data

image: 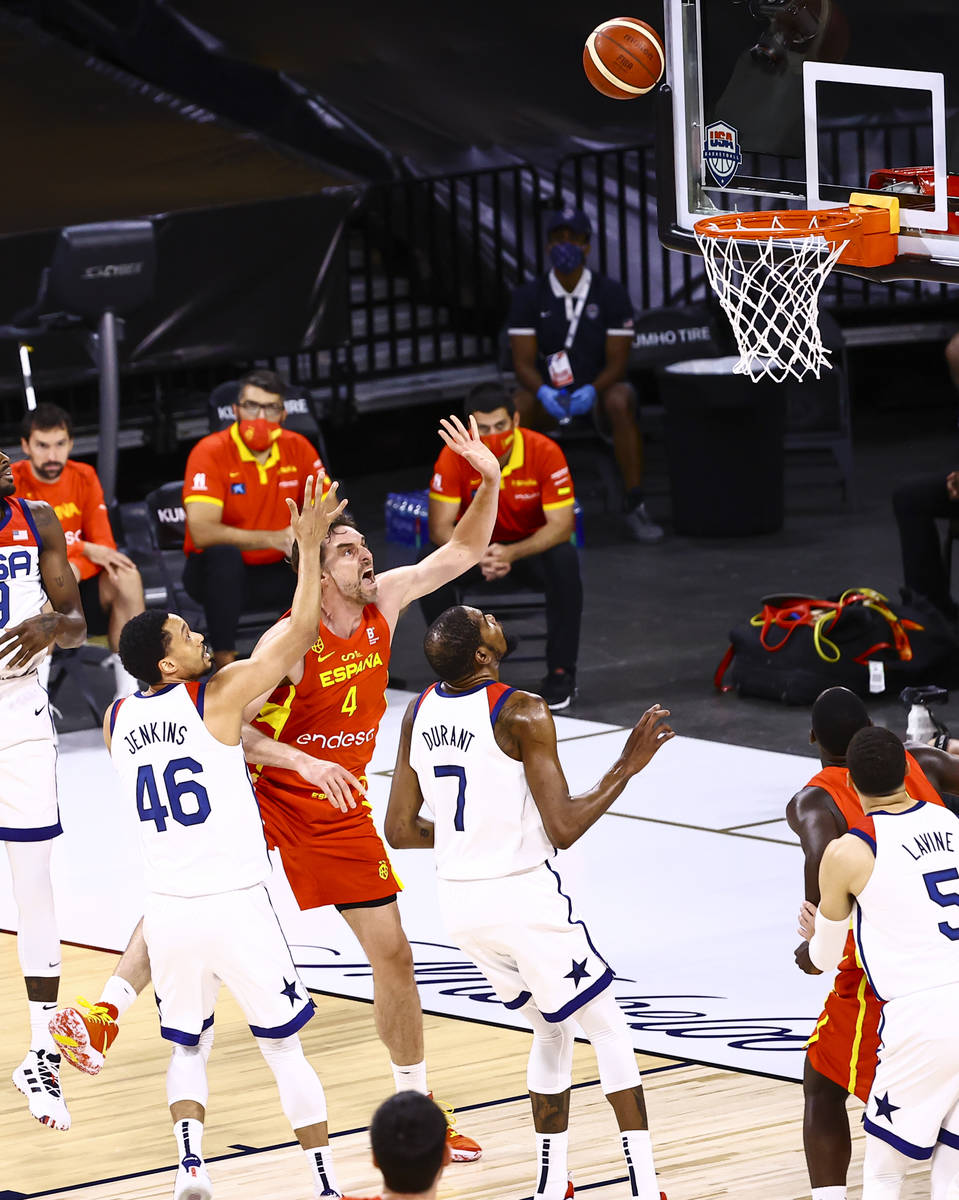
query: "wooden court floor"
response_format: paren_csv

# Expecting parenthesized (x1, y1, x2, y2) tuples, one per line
(0, 935, 933, 1200)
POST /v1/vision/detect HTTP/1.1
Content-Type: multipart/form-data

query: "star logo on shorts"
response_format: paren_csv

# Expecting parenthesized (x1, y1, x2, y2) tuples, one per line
(280, 978, 301, 1007)
(565, 958, 590, 988)
(874, 1091, 900, 1122)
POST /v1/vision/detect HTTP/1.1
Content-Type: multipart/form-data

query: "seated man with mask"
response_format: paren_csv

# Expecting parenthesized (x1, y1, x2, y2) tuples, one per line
(508, 207, 663, 544)
(421, 382, 583, 711)
(182, 369, 331, 668)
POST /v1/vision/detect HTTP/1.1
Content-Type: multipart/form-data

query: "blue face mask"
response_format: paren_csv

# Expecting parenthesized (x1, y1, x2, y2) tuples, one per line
(549, 241, 586, 273)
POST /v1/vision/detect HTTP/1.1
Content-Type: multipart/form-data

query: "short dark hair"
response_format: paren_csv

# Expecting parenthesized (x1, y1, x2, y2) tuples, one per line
(424, 606, 482, 683)
(237, 368, 287, 400)
(289, 514, 359, 573)
(464, 382, 514, 419)
(811, 686, 870, 757)
(21, 403, 73, 442)
(847, 726, 907, 797)
(370, 1092, 448, 1194)
(118, 610, 173, 686)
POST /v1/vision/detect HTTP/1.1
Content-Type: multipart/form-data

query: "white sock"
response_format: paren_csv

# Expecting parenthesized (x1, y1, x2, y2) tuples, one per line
(100, 975, 138, 1019)
(621, 1130, 658, 1200)
(391, 1059, 428, 1094)
(534, 1131, 569, 1200)
(907, 703, 937, 742)
(811, 1189, 847, 1199)
(305, 1145, 339, 1197)
(29, 999, 59, 1054)
(174, 1117, 204, 1165)
(113, 656, 139, 698)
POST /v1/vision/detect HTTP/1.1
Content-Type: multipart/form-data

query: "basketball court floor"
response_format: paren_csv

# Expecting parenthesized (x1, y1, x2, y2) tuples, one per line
(0, 691, 939, 1199)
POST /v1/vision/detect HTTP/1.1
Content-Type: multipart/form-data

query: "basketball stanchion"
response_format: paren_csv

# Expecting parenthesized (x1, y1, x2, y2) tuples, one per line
(693, 198, 899, 383)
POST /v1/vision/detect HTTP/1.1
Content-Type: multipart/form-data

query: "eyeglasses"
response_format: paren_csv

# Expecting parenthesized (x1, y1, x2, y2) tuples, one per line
(237, 401, 285, 419)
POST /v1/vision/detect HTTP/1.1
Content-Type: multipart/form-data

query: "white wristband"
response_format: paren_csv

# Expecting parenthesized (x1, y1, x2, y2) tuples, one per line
(808, 909, 849, 973)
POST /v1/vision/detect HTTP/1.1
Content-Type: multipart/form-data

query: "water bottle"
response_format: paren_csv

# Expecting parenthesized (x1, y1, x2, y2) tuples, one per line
(557, 389, 572, 426)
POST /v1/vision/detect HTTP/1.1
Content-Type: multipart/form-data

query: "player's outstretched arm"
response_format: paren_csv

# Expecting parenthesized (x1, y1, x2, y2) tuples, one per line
(0, 502, 86, 671)
(503, 695, 673, 850)
(203, 478, 346, 740)
(384, 699, 435, 849)
(377, 415, 502, 618)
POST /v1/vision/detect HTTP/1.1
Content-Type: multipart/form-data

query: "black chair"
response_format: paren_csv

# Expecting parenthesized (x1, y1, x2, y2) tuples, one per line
(207, 379, 333, 469)
(143, 481, 282, 648)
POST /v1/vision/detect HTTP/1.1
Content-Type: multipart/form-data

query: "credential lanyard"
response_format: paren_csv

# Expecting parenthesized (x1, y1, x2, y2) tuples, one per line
(563, 290, 588, 351)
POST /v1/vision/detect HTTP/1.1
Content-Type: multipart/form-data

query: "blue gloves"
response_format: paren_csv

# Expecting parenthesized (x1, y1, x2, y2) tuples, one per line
(537, 384, 569, 422)
(568, 384, 597, 417)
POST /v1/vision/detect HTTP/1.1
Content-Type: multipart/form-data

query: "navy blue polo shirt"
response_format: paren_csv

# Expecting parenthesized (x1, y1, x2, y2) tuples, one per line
(507, 269, 635, 388)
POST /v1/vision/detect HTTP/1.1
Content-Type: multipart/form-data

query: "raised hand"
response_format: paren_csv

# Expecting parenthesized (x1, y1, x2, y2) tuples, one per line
(438, 414, 501, 486)
(619, 704, 675, 776)
(286, 477, 348, 558)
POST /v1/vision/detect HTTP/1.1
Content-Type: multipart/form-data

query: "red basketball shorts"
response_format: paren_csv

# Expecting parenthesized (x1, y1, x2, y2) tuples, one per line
(805, 965, 882, 1103)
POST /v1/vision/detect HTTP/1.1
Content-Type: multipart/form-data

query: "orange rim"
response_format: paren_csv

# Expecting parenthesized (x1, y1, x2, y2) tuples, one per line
(694, 208, 862, 242)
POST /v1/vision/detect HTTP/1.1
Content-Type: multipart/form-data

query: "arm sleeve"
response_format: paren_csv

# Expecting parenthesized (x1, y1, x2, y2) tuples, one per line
(428, 447, 465, 507)
(80, 467, 117, 549)
(538, 442, 576, 511)
(808, 909, 850, 973)
(604, 280, 636, 336)
(506, 280, 539, 336)
(183, 438, 226, 509)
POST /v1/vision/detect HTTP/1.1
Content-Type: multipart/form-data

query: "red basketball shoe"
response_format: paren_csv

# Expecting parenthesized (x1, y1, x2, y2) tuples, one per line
(49, 998, 119, 1075)
(430, 1095, 482, 1162)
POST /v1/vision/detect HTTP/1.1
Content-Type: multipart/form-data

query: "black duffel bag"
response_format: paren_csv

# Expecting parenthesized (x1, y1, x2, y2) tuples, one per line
(715, 587, 959, 705)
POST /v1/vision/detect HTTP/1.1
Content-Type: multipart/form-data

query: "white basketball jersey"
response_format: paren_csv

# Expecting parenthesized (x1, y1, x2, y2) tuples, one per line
(0, 498, 48, 678)
(409, 680, 554, 880)
(853, 799, 959, 1002)
(109, 680, 271, 897)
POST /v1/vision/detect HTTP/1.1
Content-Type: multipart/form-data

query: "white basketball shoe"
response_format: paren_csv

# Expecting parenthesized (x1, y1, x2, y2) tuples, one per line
(174, 1154, 213, 1200)
(12, 1048, 71, 1131)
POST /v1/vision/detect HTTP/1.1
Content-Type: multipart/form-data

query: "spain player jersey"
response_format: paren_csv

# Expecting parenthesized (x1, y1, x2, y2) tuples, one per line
(252, 604, 391, 841)
(10, 459, 115, 582)
(0, 497, 47, 677)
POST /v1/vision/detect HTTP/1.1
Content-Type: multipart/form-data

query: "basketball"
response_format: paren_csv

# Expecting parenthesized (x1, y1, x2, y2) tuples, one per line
(583, 17, 665, 100)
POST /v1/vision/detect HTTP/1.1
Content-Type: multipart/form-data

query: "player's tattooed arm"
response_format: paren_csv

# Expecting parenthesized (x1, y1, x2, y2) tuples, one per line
(0, 501, 86, 669)
(384, 699, 435, 849)
(506, 694, 674, 850)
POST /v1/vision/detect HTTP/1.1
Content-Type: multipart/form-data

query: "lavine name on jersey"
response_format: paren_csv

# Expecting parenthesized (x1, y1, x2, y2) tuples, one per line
(122, 720, 188, 755)
(902, 828, 955, 860)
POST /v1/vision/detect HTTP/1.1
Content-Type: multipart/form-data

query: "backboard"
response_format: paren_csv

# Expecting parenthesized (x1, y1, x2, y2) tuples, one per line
(659, 0, 959, 281)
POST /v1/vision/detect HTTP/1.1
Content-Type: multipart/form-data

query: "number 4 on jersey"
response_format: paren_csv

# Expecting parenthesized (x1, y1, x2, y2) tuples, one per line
(341, 685, 357, 716)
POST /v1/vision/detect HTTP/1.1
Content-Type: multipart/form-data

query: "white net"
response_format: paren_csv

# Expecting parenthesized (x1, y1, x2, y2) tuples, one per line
(695, 216, 848, 383)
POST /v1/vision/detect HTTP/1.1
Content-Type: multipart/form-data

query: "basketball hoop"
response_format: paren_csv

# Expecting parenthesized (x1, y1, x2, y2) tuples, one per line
(694, 207, 893, 383)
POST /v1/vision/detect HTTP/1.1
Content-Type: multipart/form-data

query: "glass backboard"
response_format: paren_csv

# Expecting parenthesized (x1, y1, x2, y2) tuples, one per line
(659, 0, 959, 280)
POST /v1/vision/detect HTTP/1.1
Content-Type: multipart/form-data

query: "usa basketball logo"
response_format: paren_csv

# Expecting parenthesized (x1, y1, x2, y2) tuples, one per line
(703, 121, 742, 188)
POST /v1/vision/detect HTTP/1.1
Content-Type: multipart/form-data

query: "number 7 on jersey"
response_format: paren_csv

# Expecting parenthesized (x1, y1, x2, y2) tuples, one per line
(433, 764, 467, 831)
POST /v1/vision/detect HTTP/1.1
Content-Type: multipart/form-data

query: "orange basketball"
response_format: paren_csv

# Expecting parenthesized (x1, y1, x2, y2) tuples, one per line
(583, 17, 665, 100)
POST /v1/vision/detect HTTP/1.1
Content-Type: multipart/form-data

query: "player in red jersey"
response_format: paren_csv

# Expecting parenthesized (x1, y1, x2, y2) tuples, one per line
(238, 414, 500, 1160)
(787, 686, 959, 1200)
(51, 415, 498, 1159)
